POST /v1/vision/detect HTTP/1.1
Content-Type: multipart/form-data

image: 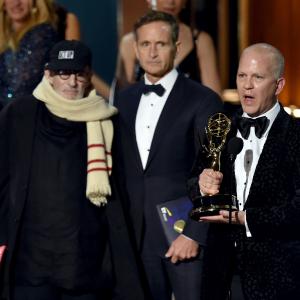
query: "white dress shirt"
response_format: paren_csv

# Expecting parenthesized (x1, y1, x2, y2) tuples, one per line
(135, 69, 178, 169)
(235, 101, 280, 236)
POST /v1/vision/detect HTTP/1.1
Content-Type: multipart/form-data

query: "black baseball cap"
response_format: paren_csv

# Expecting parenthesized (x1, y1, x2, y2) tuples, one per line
(45, 40, 92, 71)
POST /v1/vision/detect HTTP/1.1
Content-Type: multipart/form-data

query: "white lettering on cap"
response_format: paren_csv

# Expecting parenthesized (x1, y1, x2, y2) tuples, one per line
(58, 50, 74, 60)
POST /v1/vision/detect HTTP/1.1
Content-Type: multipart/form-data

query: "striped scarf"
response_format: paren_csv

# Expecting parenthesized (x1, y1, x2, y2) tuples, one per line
(33, 76, 118, 206)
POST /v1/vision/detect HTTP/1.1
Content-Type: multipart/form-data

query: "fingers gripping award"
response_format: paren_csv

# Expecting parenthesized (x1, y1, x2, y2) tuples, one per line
(190, 113, 241, 220)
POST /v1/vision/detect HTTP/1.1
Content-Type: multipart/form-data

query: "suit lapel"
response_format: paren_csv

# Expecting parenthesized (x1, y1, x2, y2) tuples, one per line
(145, 75, 185, 170)
(245, 108, 290, 208)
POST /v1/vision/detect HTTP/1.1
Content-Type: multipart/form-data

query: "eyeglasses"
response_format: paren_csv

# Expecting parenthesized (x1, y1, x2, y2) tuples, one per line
(54, 70, 90, 83)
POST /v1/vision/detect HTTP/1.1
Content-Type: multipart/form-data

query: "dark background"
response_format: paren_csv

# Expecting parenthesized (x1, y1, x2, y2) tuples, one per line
(56, 0, 118, 85)
(55, 0, 239, 90)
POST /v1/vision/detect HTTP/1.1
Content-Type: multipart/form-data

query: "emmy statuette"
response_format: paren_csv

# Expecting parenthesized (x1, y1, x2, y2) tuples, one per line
(190, 113, 239, 220)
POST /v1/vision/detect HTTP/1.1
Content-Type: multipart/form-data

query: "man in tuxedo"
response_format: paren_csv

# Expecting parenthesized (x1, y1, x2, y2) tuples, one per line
(190, 43, 300, 299)
(114, 10, 222, 300)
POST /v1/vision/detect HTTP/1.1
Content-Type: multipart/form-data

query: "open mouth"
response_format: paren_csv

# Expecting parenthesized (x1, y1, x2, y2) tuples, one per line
(9, 6, 26, 16)
(11, 8, 23, 13)
(244, 94, 254, 100)
(242, 95, 255, 104)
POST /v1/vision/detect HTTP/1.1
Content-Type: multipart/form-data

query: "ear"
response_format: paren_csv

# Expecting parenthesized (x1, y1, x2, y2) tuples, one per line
(174, 41, 181, 58)
(44, 70, 53, 84)
(275, 77, 285, 96)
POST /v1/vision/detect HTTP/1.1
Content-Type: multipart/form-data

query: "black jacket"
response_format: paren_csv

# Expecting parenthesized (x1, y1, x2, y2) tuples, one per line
(114, 73, 223, 254)
(0, 96, 145, 300)
(188, 107, 300, 299)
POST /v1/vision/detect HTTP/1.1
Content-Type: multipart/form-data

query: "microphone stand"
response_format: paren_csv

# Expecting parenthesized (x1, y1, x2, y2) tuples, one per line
(227, 154, 235, 299)
(227, 137, 243, 226)
(229, 153, 237, 225)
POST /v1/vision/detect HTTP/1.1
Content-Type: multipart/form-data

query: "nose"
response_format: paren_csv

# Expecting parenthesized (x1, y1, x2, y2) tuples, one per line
(149, 44, 158, 58)
(68, 74, 77, 86)
(244, 77, 254, 89)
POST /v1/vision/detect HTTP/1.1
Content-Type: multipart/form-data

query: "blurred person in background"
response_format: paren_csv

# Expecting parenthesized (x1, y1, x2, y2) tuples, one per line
(53, 1, 80, 40)
(52, 1, 110, 100)
(115, 0, 222, 96)
(0, 0, 110, 107)
(0, 0, 59, 106)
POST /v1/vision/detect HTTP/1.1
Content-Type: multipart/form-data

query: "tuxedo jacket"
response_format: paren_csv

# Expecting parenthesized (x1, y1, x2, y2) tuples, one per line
(188, 107, 300, 299)
(114, 73, 223, 255)
(0, 97, 145, 300)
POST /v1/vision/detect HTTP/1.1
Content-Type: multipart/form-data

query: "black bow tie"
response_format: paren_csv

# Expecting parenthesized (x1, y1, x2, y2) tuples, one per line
(142, 83, 165, 97)
(236, 116, 270, 139)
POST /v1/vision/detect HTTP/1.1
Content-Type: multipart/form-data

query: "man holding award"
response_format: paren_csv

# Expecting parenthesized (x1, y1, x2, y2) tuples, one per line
(188, 43, 300, 299)
(114, 10, 222, 300)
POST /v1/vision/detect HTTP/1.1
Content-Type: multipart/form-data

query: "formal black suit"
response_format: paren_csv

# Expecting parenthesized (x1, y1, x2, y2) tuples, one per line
(188, 107, 300, 300)
(0, 97, 145, 300)
(114, 72, 223, 300)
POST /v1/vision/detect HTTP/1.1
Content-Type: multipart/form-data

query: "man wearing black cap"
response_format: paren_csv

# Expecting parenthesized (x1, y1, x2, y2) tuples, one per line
(44, 39, 94, 100)
(0, 40, 145, 300)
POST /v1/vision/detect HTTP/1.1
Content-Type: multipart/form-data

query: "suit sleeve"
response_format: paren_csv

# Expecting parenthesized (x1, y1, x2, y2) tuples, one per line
(246, 125, 300, 240)
(183, 89, 223, 245)
(246, 186, 300, 240)
(107, 116, 146, 300)
(246, 195, 300, 240)
(184, 146, 210, 246)
(106, 176, 146, 300)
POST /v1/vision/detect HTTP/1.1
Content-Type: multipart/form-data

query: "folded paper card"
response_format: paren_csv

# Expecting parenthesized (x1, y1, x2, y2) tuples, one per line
(156, 196, 193, 245)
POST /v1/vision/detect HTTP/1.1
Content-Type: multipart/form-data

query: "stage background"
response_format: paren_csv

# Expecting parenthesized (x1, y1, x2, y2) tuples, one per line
(56, 0, 118, 86)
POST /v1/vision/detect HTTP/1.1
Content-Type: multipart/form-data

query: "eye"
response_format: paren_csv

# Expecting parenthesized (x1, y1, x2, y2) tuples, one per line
(140, 41, 149, 47)
(237, 73, 246, 79)
(58, 70, 71, 76)
(254, 74, 264, 80)
(157, 42, 165, 47)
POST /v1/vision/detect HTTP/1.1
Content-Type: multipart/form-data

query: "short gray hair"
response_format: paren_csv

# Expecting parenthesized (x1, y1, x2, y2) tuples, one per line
(243, 43, 285, 79)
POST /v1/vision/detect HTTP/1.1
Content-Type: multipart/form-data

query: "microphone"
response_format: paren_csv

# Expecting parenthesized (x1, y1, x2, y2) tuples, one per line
(227, 137, 244, 160)
(244, 149, 253, 175)
(243, 149, 253, 205)
(227, 137, 243, 224)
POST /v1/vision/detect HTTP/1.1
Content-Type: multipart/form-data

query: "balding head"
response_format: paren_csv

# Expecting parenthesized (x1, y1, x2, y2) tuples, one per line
(236, 43, 286, 117)
(240, 43, 285, 80)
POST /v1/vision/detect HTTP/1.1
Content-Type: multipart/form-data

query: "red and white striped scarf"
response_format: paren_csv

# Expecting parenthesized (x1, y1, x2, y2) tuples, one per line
(33, 76, 118, 206)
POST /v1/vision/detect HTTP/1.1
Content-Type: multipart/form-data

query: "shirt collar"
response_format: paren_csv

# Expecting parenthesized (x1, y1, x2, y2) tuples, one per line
(242, 101, 280, 137)
(144, 69, 178, 95)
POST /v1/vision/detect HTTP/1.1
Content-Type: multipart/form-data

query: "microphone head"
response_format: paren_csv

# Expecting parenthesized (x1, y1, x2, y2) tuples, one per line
(244, 149, 253, 173)
(227, 137, 244, 156)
